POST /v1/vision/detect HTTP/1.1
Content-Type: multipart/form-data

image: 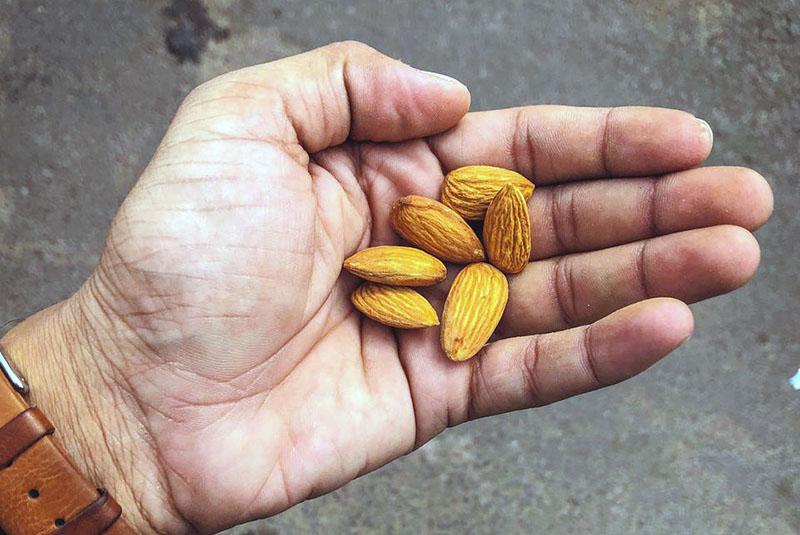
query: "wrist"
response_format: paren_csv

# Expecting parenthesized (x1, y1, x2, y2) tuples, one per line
(1, 285, 185, 534)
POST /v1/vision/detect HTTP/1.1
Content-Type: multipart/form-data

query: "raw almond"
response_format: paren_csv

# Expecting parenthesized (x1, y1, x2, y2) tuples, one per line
(441, 263, 509, 361)
(351, 283, 439, 329)
(441, 165, 534, 220)
(390, 195, 484, 264)
(483, 184, 531, 274)
(344, 246, 447, 287)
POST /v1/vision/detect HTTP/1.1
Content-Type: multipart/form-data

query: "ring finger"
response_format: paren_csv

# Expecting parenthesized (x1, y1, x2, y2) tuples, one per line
(500, 224, 760, 336)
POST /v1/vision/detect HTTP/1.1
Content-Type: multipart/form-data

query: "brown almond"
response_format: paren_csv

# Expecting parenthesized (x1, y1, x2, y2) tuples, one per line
(351, 283, 439, 329)
(441, 165, 534, 220)
(344, 246, 447, 287)
(483, 184, 532, 274)
(441, 263, 509, 361)
(390, 195, 484, 264)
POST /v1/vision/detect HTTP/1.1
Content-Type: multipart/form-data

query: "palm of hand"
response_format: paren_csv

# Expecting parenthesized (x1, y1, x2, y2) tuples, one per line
(103, 109, 465, 530)
(84, 44, 771, 533)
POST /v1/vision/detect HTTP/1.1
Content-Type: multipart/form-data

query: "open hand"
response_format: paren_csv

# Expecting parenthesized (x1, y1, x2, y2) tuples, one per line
(7, 42, 772, 534)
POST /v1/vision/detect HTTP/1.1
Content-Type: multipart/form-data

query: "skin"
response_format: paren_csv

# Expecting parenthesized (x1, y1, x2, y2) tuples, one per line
(1, 42, 773, 534)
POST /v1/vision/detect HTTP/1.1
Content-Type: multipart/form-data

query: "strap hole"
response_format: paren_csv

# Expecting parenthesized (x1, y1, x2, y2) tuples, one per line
(28, 489, 39, 499)
(54, 518, 65, 528)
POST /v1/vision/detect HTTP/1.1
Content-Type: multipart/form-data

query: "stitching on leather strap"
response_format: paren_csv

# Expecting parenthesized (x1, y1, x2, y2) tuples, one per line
(0, 407, 54, 469)
(55, 488, 122, 535)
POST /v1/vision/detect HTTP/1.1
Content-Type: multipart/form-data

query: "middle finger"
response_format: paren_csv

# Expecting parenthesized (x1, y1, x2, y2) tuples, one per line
(528, 166, 772, 260)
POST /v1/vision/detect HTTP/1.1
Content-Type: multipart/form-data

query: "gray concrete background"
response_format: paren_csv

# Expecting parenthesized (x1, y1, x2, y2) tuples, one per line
(1, 1, 798, 533)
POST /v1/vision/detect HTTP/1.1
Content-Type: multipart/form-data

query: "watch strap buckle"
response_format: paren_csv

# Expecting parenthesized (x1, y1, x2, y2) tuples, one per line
(0, 347, 29, 395)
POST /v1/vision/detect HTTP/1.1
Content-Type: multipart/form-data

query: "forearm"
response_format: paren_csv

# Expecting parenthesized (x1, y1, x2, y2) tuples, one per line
(1, 291, 184, 534)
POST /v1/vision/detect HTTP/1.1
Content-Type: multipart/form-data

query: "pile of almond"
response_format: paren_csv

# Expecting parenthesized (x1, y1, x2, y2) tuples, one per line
(344, 165, 534, 362)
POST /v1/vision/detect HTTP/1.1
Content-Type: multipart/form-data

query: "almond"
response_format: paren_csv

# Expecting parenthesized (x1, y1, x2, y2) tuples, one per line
(441, 263, 509, 361)
(351, 283, 439, 329)
(483, 184, 531, 274)
(344, 246, 447, 287)
(390, 195, 484, 264)
(441, 165, 534, 220)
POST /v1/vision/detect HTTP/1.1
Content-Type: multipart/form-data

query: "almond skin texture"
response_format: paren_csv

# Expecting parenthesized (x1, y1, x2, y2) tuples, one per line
(390, 195, 485, 264)
(483, 184, 532, 274)
(351, 283, 439, 329)
(344, 246, 447, 287)
(442, 165, 535, 220)
(441, 263, 509, 361)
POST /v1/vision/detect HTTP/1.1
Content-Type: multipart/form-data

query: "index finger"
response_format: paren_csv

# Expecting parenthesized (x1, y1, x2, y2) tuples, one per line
(428, 106, 713, 184)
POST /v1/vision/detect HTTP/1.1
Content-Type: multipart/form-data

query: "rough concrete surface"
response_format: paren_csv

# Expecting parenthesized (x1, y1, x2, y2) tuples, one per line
(1, 1, 798, 533)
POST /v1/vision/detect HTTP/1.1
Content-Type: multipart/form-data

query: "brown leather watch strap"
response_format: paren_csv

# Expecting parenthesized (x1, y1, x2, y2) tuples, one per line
(0, 348, 135, 535)
(55, 489, 121, 535)
(0, 408, 55, 469)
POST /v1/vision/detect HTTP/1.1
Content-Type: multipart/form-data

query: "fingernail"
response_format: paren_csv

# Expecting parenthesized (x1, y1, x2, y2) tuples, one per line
(697, 118, 713, 146)
(420, 69, 467, 89)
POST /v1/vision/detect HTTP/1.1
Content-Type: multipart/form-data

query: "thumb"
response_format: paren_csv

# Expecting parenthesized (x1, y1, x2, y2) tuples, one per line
(171, 41, 471, 153)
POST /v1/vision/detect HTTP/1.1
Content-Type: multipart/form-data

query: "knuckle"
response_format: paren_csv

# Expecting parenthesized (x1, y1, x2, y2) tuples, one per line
(552, 256, 578, 326)
(598, 106, 617, 176)
(581, 325, 602, 387)
(465, 356, 488, 421)
(510, 107, 536, 179)
(552, 185, 579, 250)
(520, 336, 546, 406)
